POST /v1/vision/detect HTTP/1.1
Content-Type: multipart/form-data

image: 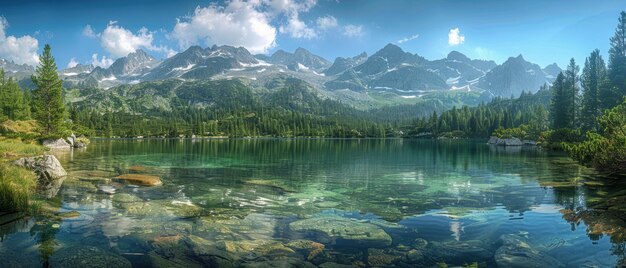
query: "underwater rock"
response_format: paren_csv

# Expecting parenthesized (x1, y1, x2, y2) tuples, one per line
(411, 238, 428, 250)
(494, 234, 565, 268)
(318, 262, 358, 268)
(289, 215, 392, 246)
(49, 246, 131, 268)
(245, 179, 296, 193)
(113, 193, 144, 203)
(286, 239, 325, 250)
(240, 258, 316, 268)
(168, 201, 206, 219)
(367, 248, 402, 266)
(98, 185, 116, 194)
(114, 174, 163, 186)
(220, 240, 295, 257)
(427, 240, 491, 264)
(14, 155, 67, 182)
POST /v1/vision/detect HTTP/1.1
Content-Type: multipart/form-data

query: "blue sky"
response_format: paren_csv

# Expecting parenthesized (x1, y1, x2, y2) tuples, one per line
(0, 0, 623, 69)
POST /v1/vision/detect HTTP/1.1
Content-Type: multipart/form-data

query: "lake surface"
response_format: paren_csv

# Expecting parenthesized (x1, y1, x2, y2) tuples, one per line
(1, 139, 626, 267)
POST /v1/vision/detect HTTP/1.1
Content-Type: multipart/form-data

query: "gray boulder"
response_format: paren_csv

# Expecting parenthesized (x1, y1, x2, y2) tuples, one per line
(43, 138, 70, 149)
(495, 234, 564, 268)
(487, 136, 499, 144)
(14, 155, 67, 182)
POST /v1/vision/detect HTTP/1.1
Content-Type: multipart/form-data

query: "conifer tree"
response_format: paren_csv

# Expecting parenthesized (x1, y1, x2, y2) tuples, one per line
(0, 69, 30, 120)
(550, 73, 569, 129)
(31, 44, 66, 137)
(603, 11, 626, 109)
(581, 50, 607, 132)
(564, 58, 580, 128)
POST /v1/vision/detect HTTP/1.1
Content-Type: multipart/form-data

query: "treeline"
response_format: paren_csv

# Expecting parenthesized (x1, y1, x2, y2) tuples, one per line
(68, 79, 394, 138)
(407, 89, 550, 139)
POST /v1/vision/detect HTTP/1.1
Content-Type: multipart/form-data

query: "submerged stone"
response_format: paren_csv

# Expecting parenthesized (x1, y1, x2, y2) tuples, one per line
(113, 193, 143, 203)
(49, 246, 131, 268)
(494, 234, 564, 268)
(114, 174, 163, 186)
(367, 248, 402, 266)
(289, 215, 392, 246)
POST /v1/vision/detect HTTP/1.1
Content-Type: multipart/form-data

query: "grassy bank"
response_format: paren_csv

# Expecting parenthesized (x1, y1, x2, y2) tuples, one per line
(0, 137, 44, 212)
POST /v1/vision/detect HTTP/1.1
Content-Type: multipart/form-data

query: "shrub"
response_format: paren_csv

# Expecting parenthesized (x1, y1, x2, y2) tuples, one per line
(541, 128, 583, 150)
(566, 99, 626, 174)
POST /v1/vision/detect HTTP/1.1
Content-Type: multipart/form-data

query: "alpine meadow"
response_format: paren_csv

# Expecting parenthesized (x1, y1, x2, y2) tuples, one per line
(1, 1, 626, 267)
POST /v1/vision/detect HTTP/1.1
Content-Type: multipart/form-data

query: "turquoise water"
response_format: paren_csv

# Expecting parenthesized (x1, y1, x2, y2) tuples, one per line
(1, 139, 625, 267)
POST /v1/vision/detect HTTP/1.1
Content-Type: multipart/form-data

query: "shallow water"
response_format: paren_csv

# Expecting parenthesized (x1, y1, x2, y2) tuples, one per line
(2, 139, 626, 267)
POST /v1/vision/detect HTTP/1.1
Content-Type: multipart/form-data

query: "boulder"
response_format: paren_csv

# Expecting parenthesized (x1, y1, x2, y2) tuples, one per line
(14, 155, 67, 182)
(487, 136, 499, 144)
(43, 138, 70, 149)
(289, 215, 392, 246)
(496, 137, 523, 146)
(504, 138, 522, 146)
(494, 234, 564, 268)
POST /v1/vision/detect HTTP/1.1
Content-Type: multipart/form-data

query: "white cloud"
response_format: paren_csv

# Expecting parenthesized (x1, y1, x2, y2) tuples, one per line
(342, 24, 363, 37)
(67, 57, 79, 68)
(448, 28, 465, 46)
(316, 15, 337, 30)
(99, 22, 157, 58)
(171, 0, 277, 54)
(397, 34, 419, 44)
(279, 14, 317, 39)
(0, 17, 40, 66)
(91, 53, 114, 68)
(83, 24, 96, 38)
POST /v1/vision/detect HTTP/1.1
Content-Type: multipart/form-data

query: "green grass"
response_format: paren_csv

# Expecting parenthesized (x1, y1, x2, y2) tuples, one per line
(0, 138, 44, 158)
(0, 163, 36, 212)
(0, 137, 43, 212)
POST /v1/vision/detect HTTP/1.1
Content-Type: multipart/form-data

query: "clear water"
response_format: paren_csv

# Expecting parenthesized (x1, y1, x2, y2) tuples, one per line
(1, 139, 625, 267)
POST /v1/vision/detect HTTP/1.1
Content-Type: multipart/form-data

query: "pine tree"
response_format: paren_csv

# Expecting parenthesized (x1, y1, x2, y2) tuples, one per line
(604, 11, 626, 110)
(581, 50, 607, 132)
(564, 58, 580, 128)
(551, 73, 569, 129)
(31, 44, 66, 137)
(0, 69, 30, 120)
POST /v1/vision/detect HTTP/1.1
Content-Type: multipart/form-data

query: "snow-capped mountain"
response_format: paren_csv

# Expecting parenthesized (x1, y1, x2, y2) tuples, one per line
(1, 43, 560, 100)
(265, 47, 331, 71)
(477, 55, 548, 97)
(324, 52, 368, 76)
(0, 59, 34, 80)
(542, 63, 562, 82)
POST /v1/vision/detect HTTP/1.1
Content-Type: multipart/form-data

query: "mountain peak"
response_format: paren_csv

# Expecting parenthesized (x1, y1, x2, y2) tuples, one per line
(447, 51, 470, 62)
(380, 43, 404, 54)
